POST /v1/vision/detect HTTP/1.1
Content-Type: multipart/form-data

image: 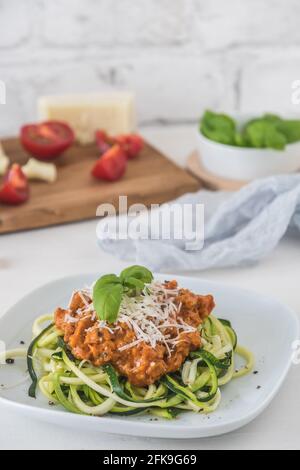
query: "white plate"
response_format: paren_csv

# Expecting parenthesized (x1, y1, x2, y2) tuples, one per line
(0, 274, 298, 439)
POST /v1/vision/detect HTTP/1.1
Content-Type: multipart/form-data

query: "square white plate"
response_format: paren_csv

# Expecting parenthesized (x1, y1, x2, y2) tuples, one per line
(0, 274, 298, 439)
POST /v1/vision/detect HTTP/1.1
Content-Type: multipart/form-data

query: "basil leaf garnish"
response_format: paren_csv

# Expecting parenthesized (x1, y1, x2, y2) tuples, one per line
(93, 265, 154, 323)
(93, 283, 123, 323)
(120, 265, 153, 284)
(93, 274, 121, 289)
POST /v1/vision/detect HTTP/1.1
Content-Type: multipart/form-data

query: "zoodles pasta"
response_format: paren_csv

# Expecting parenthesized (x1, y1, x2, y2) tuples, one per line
(2, 267, 254, 420)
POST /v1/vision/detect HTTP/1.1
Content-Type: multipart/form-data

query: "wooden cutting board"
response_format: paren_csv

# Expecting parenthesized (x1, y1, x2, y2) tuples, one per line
(0, 138, 200, 234)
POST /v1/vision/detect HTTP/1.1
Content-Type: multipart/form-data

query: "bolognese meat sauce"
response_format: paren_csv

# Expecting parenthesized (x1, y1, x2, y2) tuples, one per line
(55, 281, 215, 387)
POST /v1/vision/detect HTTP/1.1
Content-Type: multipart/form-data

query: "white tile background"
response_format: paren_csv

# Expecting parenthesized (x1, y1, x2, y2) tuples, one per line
(0, 0, 300, 136)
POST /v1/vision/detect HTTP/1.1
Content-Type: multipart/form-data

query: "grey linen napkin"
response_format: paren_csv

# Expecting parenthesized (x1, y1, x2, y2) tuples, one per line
(97, 175, 300, 271)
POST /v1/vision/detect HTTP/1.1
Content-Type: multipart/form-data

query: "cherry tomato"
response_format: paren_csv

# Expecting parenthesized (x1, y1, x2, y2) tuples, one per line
(92, 145, 127, 182)
(116, 134, 144, 159)
(95, 130, 115, 155)
(0, 164, 30, 205)
(20, 121, 75, 161)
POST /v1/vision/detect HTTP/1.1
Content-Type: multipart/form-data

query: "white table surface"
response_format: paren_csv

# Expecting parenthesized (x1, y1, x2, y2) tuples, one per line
(0, 126, 299, 450)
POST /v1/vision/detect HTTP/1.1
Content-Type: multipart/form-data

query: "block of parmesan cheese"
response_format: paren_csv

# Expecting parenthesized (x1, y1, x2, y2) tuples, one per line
(38, 93, 137, 144)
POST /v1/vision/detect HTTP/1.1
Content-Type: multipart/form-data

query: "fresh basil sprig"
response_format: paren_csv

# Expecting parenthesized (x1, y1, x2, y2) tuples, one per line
(93, 265, 153, 323)
(200, 110, 300, 150)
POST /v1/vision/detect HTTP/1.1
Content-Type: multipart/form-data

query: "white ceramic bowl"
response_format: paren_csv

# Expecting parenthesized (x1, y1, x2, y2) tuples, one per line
(197, 117, 300, 181)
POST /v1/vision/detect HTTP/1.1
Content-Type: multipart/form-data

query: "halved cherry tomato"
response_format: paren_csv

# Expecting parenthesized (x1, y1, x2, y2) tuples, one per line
(95, 130, 115, 155)
(115, 134, 144, 159)
(0, 164, 30, 205)
(20, 121, 75, 161)
(94, 130, 144, 160)
(92, 145, 127, 182)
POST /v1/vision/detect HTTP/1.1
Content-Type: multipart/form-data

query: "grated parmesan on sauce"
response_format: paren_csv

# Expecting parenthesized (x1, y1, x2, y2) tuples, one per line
(64, 281, 197, 355)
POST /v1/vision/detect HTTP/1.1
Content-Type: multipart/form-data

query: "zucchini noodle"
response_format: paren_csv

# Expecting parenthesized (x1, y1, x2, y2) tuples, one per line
(7, 312, 253, 420)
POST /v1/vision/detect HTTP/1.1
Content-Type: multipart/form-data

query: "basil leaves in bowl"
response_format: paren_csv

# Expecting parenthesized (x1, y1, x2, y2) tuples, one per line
(197, 111, 300, 180)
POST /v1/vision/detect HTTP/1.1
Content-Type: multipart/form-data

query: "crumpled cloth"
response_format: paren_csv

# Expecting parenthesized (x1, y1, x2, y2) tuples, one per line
(97, 175, 300, 272)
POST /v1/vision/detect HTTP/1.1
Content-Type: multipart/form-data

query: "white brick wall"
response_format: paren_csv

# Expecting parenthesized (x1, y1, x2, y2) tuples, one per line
(0, 1, 31, 48)
(0, 0, 300, 136)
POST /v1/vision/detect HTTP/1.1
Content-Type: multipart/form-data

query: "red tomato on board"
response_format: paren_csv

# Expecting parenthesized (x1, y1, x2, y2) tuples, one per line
(92, 145, 127, 182)
(95, 130, 115, 155)
(20, 121, 75, 161)
(0, 164, 30, 205)
(115, 134, 144, 159)
(95, 130, 144, 159)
